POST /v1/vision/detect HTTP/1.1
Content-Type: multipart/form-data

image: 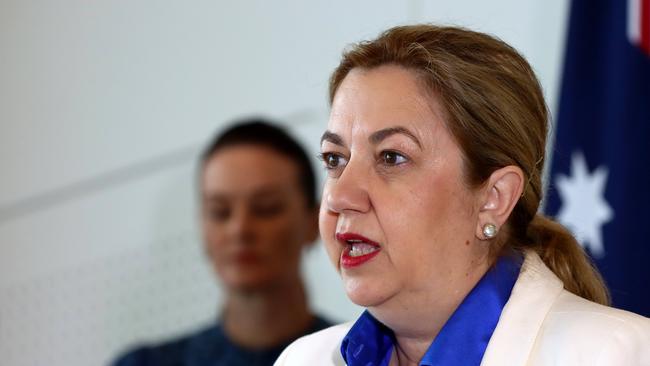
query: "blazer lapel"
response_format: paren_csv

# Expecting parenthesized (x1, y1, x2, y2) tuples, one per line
(480, 251, 564, 366)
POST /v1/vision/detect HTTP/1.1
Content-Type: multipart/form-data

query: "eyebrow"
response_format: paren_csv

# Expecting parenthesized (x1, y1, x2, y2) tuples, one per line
(369, 126, 422, 148)
(320, 131, 344, 146)
(320, 126, 422, 148)
(203, 185, 289, 202)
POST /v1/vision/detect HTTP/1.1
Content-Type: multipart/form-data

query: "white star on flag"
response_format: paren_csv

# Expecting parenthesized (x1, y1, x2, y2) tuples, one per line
(555, 151, 614, 258)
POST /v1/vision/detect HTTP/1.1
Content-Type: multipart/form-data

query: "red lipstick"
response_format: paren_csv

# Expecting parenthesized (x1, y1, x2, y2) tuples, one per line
(336, 233, 381, 268)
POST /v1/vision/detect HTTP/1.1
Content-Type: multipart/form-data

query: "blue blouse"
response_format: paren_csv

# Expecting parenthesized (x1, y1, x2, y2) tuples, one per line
(340, 255, 522, 366)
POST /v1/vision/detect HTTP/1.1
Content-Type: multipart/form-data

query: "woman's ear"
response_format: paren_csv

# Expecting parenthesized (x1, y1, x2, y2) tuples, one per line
(475, 165, 524, 240)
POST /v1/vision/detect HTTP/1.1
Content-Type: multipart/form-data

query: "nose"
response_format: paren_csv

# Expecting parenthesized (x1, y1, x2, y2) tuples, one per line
(227, 207, 256, 245)
(325, 159, 371, 214)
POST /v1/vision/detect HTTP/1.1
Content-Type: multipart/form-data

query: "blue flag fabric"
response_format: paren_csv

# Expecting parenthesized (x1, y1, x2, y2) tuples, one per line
(545, 0, 650, 316)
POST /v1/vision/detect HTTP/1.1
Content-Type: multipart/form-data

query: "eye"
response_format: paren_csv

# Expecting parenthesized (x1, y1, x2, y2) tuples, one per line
(319, 152, 348, 170)
(380, 150, 408, 166)
(207, 206, 230, 222)
(251, 201, 286, 218)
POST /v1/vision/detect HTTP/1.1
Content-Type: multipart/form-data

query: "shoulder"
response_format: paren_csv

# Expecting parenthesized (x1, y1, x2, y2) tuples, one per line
(531, 290, 650, 365)
(274, 323, 352, 366)
(111, 325, 221, 366)
(112, 338, 189, 366)
(483, 251, 650, 366)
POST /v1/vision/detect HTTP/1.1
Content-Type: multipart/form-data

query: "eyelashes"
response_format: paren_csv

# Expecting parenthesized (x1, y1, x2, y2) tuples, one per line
(318, 150, 409, 177)
(318, 152, 348, 171)
(205, 201, 287, 223)
(379, 151, 407, 166)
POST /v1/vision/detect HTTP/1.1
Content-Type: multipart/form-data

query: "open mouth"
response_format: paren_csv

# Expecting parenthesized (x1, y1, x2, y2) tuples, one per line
(336, 233, 381, 267)
(346, 239, 380, 257)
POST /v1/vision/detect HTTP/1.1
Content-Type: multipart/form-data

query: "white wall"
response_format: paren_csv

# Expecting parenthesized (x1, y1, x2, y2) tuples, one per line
(0, 1, 569, 365)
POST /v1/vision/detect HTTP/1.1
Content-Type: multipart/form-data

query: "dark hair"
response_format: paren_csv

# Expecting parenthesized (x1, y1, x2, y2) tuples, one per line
(200, 118, 317, 209)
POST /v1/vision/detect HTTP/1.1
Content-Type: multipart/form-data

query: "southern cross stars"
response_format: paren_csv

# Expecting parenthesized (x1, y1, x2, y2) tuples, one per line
(555, 151, 613, 258)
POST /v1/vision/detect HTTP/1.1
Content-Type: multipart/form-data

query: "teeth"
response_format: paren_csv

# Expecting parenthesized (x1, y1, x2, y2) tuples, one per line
(348, 243, 378, 257)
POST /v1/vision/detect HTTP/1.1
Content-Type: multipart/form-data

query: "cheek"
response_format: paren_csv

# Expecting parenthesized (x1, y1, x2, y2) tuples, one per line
(376, 175, 474, 272)
(202, 220, 223, 253)
(259, 216, 299, 250)
(201, 222, 230, 274)
(261, 211, 311, 262)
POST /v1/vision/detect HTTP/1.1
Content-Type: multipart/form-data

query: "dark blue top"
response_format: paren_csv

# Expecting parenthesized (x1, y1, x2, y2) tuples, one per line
(341, 255, 522, 366)
(113, 315, 331, 366)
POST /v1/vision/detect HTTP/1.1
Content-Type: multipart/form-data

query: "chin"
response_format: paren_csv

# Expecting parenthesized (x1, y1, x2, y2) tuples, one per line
(343, 276, 394, 307)
(226, 279, 273, 293)
(221, 271, 276, 292)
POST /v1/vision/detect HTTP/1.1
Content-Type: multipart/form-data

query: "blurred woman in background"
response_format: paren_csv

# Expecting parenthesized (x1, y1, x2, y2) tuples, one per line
(275, 25, 650, 366)
(114, 119, 331, 366)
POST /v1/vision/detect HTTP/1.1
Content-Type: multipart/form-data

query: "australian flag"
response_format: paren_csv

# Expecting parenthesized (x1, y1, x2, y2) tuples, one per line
(545, 0, 650, 316)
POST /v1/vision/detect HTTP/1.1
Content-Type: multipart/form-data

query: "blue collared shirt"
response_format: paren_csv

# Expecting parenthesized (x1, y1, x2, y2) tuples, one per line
(340, 255, 522, 366)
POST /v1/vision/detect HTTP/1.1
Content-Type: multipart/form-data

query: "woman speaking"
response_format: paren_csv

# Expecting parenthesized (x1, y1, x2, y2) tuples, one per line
(275, 25, 650, 366)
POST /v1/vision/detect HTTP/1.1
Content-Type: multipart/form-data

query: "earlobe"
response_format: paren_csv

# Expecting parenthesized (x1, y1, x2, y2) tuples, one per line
(475, 166, 524, 240)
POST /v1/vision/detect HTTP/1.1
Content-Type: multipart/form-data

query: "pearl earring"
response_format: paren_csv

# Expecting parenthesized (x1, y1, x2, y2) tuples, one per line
(483, 223, 497, 239)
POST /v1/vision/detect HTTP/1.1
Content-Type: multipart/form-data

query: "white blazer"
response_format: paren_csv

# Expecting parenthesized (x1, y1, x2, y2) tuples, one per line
(275, 251, 650, 366)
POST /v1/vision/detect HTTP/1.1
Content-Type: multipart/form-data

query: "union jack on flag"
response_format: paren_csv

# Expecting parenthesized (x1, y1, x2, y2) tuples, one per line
(628, 0, 650, 54)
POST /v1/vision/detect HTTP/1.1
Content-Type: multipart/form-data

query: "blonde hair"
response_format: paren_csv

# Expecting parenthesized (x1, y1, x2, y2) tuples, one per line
(329, 24, 609, 305)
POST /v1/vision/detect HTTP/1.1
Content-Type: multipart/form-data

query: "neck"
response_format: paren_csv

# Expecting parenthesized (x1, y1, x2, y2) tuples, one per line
(222, 278, 313, 349)
(389, 335, 433, 366)
(381, 251, 491, 365)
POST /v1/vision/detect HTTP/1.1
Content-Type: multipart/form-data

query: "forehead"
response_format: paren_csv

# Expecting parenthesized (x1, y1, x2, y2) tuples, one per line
(328, 65, 447, 137)
(202, 144, 301, 198)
